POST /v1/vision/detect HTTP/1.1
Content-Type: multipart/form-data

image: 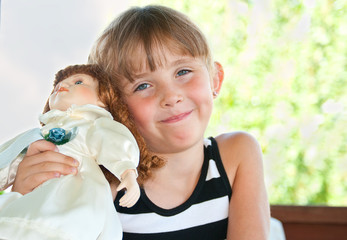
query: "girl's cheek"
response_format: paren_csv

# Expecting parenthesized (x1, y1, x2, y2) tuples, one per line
(127, 99, 151, 125)
(128, 103, 145, 123)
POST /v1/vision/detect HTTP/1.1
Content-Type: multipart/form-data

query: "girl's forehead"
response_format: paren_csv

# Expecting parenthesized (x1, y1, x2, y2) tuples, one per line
(126, 43, 191, 75)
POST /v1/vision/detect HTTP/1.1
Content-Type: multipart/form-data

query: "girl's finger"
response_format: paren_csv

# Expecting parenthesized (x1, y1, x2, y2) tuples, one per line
(12, 150, 78, 195)
(22, 150, 78, 170)
(26, 140, 58, 156)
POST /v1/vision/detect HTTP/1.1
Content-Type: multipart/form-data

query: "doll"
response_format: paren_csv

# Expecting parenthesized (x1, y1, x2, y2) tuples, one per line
(0, 64, 164, 240)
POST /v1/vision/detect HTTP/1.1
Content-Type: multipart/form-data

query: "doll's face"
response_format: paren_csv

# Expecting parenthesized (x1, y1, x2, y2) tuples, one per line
(49, 74, 105, 111)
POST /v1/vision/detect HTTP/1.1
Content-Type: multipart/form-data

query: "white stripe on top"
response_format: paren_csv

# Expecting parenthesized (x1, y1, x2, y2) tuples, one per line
(119, 195, 229, 234)
(206, 159, 221, 181)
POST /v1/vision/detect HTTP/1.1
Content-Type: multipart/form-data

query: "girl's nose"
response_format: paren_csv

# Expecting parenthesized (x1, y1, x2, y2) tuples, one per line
(160, 87, 184, 108)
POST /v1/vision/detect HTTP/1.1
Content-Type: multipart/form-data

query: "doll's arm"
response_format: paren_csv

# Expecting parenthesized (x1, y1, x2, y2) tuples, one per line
(87, 117, 140, 205)
(87, 117, 139, 178)
(0, 152, 24, 191)
(117, 169, 140, 207)
(0, 128, 43, 191)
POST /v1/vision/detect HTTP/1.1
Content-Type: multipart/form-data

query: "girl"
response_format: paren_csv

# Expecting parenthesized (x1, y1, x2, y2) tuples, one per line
(10, 5, 270, 240)
(0, 64, 162, 239)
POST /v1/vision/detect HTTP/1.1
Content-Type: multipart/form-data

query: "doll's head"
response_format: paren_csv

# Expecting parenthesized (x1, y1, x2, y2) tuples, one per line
(43, 64, 164, 184)
(88, 5, 214, 81)
(48, 72, 105, 112)
(43, 64, 114, 113)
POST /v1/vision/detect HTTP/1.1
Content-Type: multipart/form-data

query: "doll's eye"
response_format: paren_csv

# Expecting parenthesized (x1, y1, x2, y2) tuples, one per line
(75, 80, 83, 85)
(177, 69, 191, 77)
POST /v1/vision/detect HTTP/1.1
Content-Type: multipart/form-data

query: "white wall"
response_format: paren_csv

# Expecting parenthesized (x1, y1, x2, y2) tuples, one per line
(0, 0, 130, 142)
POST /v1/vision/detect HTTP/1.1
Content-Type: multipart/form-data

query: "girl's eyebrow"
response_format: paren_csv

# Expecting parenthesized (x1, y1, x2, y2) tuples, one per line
(132, 72, 148, 80)
(170, 57, 194, 67)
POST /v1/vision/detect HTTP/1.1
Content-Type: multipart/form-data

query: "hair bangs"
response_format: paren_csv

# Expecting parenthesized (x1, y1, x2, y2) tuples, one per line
(89, 5, 213, 82)
(119, 35, 196, 82)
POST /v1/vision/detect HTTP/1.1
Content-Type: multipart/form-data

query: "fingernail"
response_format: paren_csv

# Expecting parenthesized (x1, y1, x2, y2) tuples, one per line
(73, 159, 79, 166)
(71, 167, 77, 174)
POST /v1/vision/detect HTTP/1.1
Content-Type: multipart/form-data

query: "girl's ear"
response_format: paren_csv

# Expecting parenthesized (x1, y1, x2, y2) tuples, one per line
(212, 61, 224, 98)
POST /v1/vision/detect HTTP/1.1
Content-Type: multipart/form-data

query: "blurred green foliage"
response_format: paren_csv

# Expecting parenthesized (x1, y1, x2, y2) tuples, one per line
(136, 0, 347, 206)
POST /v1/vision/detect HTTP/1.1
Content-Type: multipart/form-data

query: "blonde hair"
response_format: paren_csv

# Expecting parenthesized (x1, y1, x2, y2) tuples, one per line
(43, 64, 164, 185)
(88, 5, 213, 81)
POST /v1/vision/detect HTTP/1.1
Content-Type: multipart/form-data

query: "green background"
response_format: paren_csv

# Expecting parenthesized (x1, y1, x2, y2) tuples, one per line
(135, 0, 347, 206)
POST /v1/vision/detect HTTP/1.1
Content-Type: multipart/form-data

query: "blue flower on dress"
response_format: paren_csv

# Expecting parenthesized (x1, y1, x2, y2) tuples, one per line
(49, 128, 66, 142)
(43, 127, 78, 145)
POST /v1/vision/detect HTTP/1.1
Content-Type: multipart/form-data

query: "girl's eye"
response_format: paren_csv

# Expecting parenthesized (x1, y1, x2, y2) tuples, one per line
(177, 69, 191, 77)
(135, 83, 150, 91)
(75, 80, 83, 85)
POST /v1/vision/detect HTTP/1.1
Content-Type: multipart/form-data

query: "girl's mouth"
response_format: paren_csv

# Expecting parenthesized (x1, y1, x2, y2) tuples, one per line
(161, 110, 193, 123)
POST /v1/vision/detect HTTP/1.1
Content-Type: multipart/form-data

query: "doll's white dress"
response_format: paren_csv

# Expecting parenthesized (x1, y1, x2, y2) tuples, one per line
(0, 104, 139, 240)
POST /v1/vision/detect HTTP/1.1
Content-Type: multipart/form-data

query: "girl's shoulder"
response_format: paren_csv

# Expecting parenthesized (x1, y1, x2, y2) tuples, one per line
(214, 131, 263, 186)
(215, 131, 261, 156)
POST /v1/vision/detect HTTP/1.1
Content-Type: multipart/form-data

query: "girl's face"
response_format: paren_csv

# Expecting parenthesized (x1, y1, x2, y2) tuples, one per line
(121, 48, 220, 154)
(49, 74, 105, 111)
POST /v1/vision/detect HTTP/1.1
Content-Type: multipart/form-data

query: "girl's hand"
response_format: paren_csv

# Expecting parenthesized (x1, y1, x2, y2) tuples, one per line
(12, 140, 79, 195)
(117, 169, 140, 208)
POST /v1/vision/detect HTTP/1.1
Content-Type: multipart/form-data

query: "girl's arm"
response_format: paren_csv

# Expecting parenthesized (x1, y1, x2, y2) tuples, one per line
(216, 132, 270, 240)
(12, 140, 78, 195)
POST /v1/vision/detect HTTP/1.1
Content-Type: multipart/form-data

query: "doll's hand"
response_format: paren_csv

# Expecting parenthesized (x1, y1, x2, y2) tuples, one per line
(12, 140, 79, 195)
(117, 169, 140, 208)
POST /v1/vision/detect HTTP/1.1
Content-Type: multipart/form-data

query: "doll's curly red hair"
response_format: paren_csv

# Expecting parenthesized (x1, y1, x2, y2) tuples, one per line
(43, 64, 164, 185)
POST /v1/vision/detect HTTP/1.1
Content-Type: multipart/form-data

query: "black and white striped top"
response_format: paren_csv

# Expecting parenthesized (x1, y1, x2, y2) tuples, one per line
(114, 137, 232, 240)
